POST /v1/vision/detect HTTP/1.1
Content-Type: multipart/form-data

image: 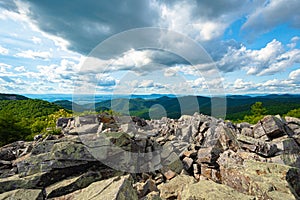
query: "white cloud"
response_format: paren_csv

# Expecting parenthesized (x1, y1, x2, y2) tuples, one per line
(14, 66, 26, 72)
(0, 63, 12, 73)
(31, 36, 42, 44)
(242, 0, 300, 36)
(233, 79, 254, 90)
(15, 50, 51, 60)
(139, 80, 154, 88)
(287, 36, 300, 49)
(218, 39, 300, 76)
(0, 45, 9, 55)
(157, 1, 235, 42)
(289, 69, 300, 83)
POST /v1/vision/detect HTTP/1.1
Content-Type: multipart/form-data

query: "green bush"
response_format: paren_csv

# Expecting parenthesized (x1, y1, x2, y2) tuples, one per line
(286, 108, 300, 118)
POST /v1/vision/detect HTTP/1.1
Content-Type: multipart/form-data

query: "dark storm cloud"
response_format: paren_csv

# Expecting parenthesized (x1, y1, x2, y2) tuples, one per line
(21, 0, 159, 54)
(0, 1, 18, 11)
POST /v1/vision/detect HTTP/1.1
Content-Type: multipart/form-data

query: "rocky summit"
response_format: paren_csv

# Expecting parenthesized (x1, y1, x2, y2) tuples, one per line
(0, 113, 300, 200)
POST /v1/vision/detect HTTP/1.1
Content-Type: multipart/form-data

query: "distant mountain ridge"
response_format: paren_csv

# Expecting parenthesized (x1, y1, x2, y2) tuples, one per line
(1, 93, 299, 121)
(52, 94, 300, 120)
(0, 93, 28, 100)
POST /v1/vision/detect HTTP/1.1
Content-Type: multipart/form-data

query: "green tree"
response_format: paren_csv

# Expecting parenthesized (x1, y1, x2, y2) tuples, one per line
(250, 102, 267, 116)
(286, 108, 300, 118)
(243, 102, 267, 124)
(0, 111, 29, 146)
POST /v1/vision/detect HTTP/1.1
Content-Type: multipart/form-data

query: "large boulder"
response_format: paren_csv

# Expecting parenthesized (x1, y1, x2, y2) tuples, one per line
(181, 179, 255, 200)
(54, 175, 138, 200)
(254, 115, 286, 139)
(0, 189, 44, 200)
(217, 150, 300, 199)
(158, 175, 195, 199)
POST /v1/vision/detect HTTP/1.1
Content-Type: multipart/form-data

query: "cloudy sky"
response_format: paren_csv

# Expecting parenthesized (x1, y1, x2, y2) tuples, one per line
(0, 0, 299, 95)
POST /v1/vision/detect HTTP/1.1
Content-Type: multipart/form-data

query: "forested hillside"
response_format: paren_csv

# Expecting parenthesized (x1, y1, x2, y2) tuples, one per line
(0, 97, 71, 146)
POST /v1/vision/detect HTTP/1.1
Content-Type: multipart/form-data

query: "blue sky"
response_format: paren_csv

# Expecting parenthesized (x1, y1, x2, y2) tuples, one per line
(0, 0, 299, 95)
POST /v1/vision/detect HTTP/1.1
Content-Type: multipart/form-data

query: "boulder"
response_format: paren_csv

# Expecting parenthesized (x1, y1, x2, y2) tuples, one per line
(158, 175, 195, 199)
(68, 124, 100, 135)
(196, 146, 223, 165)
(55, 175, 138, 200)
(181, 179, 255, 200)
(253, 122, 267, 139)
(261, 115, 286, 139)
(0, 189, 44, 200)
(182, 157, 193, 171)
(241, 127, 253, 137)
(0, 141, 29, 161)
(56, 117, 74, 128)
(285, 116, 300, 125)
(218, 158, 300, 199)
(136, 179, 159, 198)
(76, 115, 99, 125)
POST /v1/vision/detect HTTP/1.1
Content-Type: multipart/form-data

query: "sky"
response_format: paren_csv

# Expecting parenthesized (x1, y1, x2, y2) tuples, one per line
(0, 0, 300, 95)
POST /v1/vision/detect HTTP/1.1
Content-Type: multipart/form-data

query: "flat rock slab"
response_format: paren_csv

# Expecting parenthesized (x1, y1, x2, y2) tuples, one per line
(181, 179, 255, 200)
(0, 189, 44, 200)
(54, 175, 137, 200)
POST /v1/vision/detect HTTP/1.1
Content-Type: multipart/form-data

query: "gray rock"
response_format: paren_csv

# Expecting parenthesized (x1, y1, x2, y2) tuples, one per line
(241, 127, 253, 137)
(182, 157, 193, 170)
(196, 146, 223, 165)
(0, 189, 44, 200)
(261, 115, 286, 139)
(253, 122, 266, 139)
(56, 175, 138, 200)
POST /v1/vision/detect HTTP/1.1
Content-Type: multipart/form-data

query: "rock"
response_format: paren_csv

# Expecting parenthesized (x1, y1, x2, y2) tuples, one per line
(154, 173, 163, 185)
(241, 127, 253, 137)
(253, 122, 267, 139)
(120, 123, 137, 136)
(140, 191, 161, 200)
(217, 150, 244, 167)
(132, 116, 148, 127)
(201, 164, 212, 179)
(68, 124, 100, 135)
(56, 117, 74, 128)
(237, 122, 251, 130)
(34, 134, 43, 141)
(181, 179, 255, 200)
(1, 113, 300, 199)
(182, 157, 193, 170)
(219, 159, 299, 199)
(255, 142, 278, 157)
(285, 116, 300, 125)
(76, 115, 99, 125)
(0, 189, 44, 200)
(163, 170, 176, 180)
(286, 168, 300, 198)
(50, 141, 96, 161)
(55, 175, 138, 200)
(196, 146, 223, 165)
(0, 141, 28, 161)
(182, 150, 197, 158)
(0, 172, 63, 193)
(31, 140, 60, 155)
(158, 175, 195, 199)
(136, 179, 158, 198)
(261, 115, 286, 139)
(45, 170, 105, 198)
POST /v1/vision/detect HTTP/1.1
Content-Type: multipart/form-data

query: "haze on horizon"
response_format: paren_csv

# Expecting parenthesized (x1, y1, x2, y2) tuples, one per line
(0, 0, 299, 95)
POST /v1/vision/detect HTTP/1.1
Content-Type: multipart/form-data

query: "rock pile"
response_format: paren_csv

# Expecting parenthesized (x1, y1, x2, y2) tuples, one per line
(0, 112, 299, 199)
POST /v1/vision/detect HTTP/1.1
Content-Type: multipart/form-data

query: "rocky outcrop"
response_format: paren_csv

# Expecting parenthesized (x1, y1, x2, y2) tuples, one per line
(0, 112, 299, 199)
